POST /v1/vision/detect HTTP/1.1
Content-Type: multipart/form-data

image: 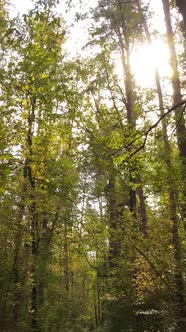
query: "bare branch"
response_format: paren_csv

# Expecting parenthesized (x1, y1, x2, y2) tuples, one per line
(115, 99, 186, 162)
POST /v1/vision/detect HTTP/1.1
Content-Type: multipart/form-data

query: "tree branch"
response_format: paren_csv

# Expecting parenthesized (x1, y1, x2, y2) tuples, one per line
(121, 99, 186, 161)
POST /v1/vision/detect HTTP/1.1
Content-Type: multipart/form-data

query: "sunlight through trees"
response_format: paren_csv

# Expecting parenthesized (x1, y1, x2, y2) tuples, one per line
(0, 0, 186, 331)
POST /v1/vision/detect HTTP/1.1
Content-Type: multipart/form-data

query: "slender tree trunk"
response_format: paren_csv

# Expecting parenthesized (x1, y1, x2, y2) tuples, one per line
(106, 174, 121, 269)
(176, 0, 186, 29)
(94, 285, 98, 327)
(155, 45, 185, 327)
(64, 218, 70, 292)
(38, 212, 58, 307)
(26, 97, 39, 331)
(120, 33, 147, 236)
(139, 0, 185, 327)
(29, 191, 38, 331)
(162, 0, 186, 232)
(161, 5, 186, 324)
(96, 276, 102, 325)
(136, 184, 147, 237)
(169, 190, 186, 330)
(3, 163, 28, 325)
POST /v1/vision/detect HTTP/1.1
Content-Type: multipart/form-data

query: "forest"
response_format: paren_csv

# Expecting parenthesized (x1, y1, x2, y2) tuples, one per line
(0, 0, 186, 331)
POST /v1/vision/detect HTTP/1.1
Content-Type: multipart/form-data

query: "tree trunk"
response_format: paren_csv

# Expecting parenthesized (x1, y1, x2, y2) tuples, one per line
(26, 97, 39, 331)
(139, 0, 185, 326)
(106, 175, 121, 269)
(139, 0, 186, 327)
(176, 0, 186, 29)
(120, 31, 147, 236)
(64, 218, 70, 292)
(162, 0, 186, 232)
(136, 184, 147, 237)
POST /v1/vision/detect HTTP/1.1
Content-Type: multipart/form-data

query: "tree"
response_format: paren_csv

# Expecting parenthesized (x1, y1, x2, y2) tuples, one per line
(176, 0, 186, 29)
(0, 0, 186, 331)
(0, 0, 79, 330)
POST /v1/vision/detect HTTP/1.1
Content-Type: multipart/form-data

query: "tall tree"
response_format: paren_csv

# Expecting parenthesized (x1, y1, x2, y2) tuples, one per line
(162, 0, 186, 231)
(176, 0, 186, 29)
(1, 0, 186, 331)
(0, 0, 79, 330)
(137, 1, 185, 329)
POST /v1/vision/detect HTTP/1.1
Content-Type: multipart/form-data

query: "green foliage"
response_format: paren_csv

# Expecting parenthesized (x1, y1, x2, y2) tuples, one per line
(0, 0, 186, 331)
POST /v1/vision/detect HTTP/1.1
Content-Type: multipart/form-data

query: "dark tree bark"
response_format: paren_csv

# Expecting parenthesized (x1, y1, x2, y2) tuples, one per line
(136, 184, 147, 237)
(119, 21, 147, 236)
(161, 0, 186, 328)
(176, 0, 186, 29)
(26, 96, 39, 331)
(106, 175, 122, 269)
(162, 0, 186, 232)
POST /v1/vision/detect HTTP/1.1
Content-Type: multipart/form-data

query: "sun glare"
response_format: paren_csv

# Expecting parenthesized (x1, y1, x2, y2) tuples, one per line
(130, 40, 171, 87)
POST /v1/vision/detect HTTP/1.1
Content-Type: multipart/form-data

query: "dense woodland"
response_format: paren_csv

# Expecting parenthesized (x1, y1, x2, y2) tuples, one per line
(0, 0, 186, 331)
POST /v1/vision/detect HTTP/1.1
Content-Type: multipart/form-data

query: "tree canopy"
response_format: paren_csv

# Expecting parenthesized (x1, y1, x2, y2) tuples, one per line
(0, 0, 186, 331)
